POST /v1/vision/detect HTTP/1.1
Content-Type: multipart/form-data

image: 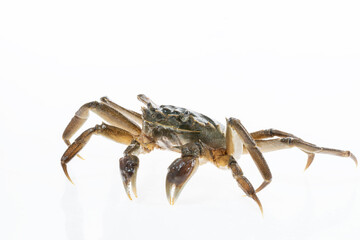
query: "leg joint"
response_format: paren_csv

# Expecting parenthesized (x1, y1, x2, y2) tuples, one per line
(75, 101, 99, 118)
(343, 150, 351, 157)
(124, 140, 141, 156)
(181, 142, 203, 157)
(228, 158, 244, 176)
(264, 175, 272, 182)
(93, 122, 108, 134)
(280, 137, 295, 145)
(267, 128, 275, 137)
(228, 156, 237, 167)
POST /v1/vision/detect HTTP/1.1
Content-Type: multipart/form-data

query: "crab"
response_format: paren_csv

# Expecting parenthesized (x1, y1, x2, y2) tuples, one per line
(61, 94, 357, 213)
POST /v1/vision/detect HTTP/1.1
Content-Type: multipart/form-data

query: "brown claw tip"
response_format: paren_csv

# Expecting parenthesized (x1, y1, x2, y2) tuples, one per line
(126, 192, 133, 201)
(61, 161, 75, 185)
(251, 194, 264, 216)
(304, 154, 315, 171)
(350, 153, 358, 167)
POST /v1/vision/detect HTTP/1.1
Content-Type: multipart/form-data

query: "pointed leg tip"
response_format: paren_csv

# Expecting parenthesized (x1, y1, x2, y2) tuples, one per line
(303, 153, 315, 172)
(258, 204, 264, 217)
(126, 193, 133, 201)
(251, 194, 263, 216)
(350, 153, 358, 167)
(304, 162, 312, 171)
(61, 162, 75, 185)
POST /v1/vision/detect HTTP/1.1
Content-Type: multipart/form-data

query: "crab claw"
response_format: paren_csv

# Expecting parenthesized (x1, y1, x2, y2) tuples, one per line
(166, 157, 199, 205)
(119, 155, 139, 200)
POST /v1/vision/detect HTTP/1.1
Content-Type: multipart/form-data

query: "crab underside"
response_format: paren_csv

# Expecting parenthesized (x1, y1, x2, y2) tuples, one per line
(61, 94, 357, 214)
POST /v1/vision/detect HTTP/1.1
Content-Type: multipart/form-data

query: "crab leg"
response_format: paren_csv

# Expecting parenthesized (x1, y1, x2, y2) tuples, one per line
(61, 123, 134, 184)
(100, 97, 143, 126)
(228, 158, 263, 215)
(248, 128, 357, 170)
(227, 118, 272, 193)
(250, 128, 297, 140)
(247, 138, 357, 170)
(62, 100, 141, 148)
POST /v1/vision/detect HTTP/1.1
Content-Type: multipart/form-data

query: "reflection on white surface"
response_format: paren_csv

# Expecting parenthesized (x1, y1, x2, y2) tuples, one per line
(59, 153, 359, 240)
(62, 185, 84, 240)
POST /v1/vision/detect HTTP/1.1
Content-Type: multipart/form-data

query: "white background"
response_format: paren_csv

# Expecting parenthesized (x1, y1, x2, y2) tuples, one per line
(1, 1, 359, 239)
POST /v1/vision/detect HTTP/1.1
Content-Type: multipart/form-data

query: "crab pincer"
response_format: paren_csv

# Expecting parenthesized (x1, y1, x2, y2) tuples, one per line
(166, 156, 199, 205)
(119, 155, 139, 200)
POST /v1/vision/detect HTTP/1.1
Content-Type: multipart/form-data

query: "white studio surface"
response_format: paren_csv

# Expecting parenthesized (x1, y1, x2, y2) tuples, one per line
(1, 1, 359, 240)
